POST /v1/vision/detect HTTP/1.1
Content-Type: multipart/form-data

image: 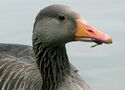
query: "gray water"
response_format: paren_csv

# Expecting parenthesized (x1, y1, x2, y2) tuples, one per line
(0, 0, 125, 90)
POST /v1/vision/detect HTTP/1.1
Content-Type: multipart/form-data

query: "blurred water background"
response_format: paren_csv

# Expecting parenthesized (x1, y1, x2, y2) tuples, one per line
(0, 0, 125, 90)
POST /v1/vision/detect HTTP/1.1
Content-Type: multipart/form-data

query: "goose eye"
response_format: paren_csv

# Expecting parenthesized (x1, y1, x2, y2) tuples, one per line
(58, 15, 66, 21)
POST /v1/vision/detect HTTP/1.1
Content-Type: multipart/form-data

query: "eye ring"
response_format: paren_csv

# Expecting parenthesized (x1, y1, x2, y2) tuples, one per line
(58, 15, 67, 21)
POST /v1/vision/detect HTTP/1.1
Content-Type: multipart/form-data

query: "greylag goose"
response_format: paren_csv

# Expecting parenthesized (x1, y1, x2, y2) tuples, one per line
(0, 4, 112, 90)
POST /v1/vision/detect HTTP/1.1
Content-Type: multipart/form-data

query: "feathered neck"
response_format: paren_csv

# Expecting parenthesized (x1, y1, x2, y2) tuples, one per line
(33, 42, 71, 90)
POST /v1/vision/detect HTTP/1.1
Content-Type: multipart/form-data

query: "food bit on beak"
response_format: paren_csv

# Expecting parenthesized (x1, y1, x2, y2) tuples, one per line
(91, 38, 103, 48)
(91, 43, 102, 48)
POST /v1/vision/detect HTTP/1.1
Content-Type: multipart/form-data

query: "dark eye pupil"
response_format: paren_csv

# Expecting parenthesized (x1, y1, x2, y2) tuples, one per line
(59, 15, 66, 21)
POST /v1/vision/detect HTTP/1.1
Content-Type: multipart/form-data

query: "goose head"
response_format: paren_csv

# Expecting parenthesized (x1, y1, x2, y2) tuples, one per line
(33, 4, 112, 47)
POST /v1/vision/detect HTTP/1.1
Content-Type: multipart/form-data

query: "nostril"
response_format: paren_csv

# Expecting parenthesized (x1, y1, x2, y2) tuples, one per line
(87, 29, 96, 35)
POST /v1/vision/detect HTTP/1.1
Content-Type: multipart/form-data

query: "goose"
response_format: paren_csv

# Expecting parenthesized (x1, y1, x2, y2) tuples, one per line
(0, 4, 112, 90)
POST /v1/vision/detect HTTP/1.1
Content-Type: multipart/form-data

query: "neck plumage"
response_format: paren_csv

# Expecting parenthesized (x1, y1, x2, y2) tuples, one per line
(33, 42, 71, 90)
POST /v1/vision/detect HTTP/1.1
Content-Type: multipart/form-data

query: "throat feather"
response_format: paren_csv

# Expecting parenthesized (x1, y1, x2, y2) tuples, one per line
(33, 44, 70, 90)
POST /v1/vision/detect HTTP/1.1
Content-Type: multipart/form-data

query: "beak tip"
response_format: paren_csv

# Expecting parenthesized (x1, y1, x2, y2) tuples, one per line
(105, 37, 113, 44)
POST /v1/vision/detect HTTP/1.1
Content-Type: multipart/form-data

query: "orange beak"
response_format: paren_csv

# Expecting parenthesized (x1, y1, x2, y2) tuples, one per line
(75, 18, 112, 45)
